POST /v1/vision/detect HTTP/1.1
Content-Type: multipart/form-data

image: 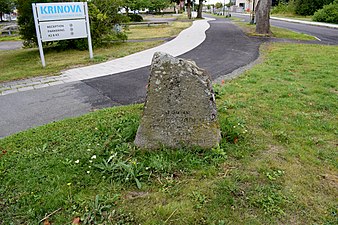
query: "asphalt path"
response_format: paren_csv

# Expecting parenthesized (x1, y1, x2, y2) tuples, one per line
(83, 19, 263, 105)
(232, 13, 338, 45)
(0, 41, 22, 50)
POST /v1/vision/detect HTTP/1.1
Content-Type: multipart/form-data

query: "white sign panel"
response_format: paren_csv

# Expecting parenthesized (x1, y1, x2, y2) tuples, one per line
(40, 19, 87, 42)
(36, 2, 85, 21)
(33, 2, 93, 67)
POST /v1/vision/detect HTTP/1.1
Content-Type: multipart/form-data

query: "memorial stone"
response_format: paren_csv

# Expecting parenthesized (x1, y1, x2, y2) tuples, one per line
(134, 52, 221, 149)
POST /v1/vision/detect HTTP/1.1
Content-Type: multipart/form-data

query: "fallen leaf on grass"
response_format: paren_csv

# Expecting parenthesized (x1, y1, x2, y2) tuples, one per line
(72, 217, 81, 224)
(126, 191, 149, 199)
(43, 220, 51, 225)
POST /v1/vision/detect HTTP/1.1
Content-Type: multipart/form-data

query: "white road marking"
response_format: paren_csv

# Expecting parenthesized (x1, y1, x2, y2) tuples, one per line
(315, 36, 322, 41)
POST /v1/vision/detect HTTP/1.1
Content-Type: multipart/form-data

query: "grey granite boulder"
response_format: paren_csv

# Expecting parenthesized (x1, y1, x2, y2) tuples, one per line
(134, 52, 221, 149)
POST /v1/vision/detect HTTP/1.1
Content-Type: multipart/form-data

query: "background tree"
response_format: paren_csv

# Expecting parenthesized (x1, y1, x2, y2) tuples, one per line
(0, 0, 15, 22)
(272, 0, 335, 16)
(313, 0, 338, 23)
(255, 0, 272, 34)
(196, 0, 205, 18)
(148, 0, 171, 13)
(215, 2, 223, 9)
(294, 0, 334, 16)
(88, 0, 128, 46)
(121, 0, 150, 15)
(186, 0, 192, 19)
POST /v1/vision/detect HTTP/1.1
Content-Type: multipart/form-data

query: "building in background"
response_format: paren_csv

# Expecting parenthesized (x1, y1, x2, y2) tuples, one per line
(235, 0, 252, 12)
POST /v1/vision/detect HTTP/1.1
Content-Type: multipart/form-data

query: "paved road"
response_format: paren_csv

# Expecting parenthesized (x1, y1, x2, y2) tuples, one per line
(0, 41, 22, 50)
(232, 13, 338, 45)
(0, 17, 263, 138)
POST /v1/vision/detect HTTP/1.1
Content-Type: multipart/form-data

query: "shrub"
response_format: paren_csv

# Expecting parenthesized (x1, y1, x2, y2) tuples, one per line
(313, 0, 338, 23)
(271, 1, 296, 15)
(128, 14, 143, 22)
(294, 0, 334, 16)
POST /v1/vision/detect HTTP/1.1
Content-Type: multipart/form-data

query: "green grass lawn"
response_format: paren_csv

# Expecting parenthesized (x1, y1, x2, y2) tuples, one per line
(126, 21, 192, 40)
(211, 14, 316, 40)
(231, 19, 316, 40)
(0, 41, 162, 83)
(1, 43, 337, 224)
(271, 14, 314, 22)
(0, 35, 21, 42)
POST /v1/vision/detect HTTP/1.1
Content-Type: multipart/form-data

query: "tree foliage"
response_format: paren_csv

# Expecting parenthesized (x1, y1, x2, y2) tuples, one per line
(121, 0, 149, 14)
(271, 0, 296, 14)
(272, 0, 335, 16)
(122, 0, 171, 14)
(294, 0, 334, 15)
(17, 0, 128, 48)
(0, 0, 15, 21)
(148, 0, 172, 12)
(215, 2, 223, 9)
(313, 0, 338, 23)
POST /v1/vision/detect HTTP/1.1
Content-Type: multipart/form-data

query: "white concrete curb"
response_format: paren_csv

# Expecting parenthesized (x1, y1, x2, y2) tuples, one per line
(233, 12, 338, 29)
(270, 16, 338, 29)
(61, 18, 214, 82)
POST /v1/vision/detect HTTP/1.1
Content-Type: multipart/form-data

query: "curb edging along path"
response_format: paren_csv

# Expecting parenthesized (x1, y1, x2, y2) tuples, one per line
(232, 13, 338, 29)
(270, 16, 338, 30)
(0, 18, 213, 96)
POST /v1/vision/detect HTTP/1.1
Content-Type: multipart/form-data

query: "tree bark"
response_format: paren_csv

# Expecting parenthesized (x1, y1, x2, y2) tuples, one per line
(187, 0, 191, 19)
(255, 0, 272, 35)
(196, 0, 203, 18)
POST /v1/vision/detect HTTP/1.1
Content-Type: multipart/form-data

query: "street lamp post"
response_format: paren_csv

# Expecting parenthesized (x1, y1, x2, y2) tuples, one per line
(250, 0, 256, 24)
(223, 0, 225, 16)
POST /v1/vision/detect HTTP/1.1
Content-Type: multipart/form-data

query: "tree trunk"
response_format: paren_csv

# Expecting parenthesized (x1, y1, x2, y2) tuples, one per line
(179, 0, 184, 13)
(255, 0, 272, 35)
(197, 0, 203, 18)
(187, 0, 191, 19)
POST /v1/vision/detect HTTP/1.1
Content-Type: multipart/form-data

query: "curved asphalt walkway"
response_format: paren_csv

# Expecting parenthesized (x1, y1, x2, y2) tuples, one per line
(62, 18, 213, 82)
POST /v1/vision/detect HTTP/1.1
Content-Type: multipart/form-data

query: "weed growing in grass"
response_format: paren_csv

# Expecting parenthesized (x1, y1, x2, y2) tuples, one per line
(94, 155, 145, 189)
(80, 194, 131, 225)
(265, 169, 285, 181)
(189, 191, 208, 209)
(219, 116, 248, 144)
(218, 100, 237, 113)
(213, 84, 226, 99)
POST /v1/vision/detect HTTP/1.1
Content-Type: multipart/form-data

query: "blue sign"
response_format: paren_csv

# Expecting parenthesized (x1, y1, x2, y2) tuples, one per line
(36, 3, 85, 21)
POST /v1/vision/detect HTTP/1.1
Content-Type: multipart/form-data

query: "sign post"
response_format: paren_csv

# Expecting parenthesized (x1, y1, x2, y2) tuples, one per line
(32, 2, 93, 67)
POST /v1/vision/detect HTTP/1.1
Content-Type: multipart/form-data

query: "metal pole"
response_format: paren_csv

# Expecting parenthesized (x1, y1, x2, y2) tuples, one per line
(84, 2, 93, 59)
(223, 0, 225, 16)
(251, 0, 256, 24)
(32, 3, 46, 67)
